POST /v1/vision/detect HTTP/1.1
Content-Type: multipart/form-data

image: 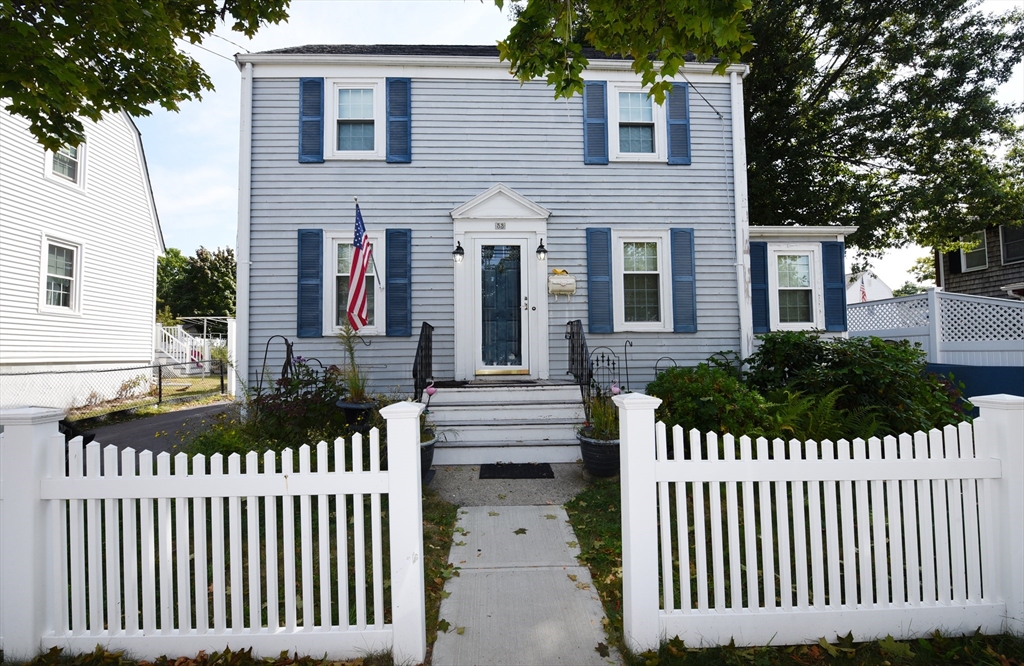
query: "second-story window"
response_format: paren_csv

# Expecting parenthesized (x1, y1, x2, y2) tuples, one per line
(52, 145, 80, 182)
(618, 92, 654, 154)
(338, 88, 375, 151)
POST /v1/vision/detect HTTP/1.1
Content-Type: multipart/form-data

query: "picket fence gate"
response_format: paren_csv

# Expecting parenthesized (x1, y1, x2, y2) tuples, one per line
(615, 393, 1024, 650)
(0, 402, 427, 663)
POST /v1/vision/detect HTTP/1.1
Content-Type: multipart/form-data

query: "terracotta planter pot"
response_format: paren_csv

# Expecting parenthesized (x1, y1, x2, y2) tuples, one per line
(577, 428, 620, 477)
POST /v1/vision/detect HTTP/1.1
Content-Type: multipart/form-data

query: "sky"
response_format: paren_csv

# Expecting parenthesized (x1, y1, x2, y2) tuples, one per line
(134, 0, 1024, 292)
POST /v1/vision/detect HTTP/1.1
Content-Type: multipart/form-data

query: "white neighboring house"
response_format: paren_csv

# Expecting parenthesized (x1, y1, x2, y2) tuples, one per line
(845, 271, 893, 303)
(0, 109, 164, 411)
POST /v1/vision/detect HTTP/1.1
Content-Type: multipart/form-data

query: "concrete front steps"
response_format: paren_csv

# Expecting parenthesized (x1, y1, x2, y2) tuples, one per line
(425, 382, 585, 465)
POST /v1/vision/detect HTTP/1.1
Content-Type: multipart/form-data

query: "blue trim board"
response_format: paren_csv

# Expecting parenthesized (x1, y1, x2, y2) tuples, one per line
(926, 363, 1024, 400)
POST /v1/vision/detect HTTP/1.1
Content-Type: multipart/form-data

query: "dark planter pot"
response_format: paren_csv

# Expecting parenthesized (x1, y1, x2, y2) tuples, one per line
(577, 428, 620, 477)
(336, 400, 376, 432)
(421, 429, 437, 483)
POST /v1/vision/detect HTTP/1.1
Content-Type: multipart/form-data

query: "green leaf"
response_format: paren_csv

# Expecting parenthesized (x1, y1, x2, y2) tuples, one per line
(878, 634, 915, 659)
(514, 527, 527, 535)
(437, 619, 451, 633)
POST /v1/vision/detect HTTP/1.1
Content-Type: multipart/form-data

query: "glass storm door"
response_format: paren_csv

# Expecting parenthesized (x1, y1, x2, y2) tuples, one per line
(477, 241, 529, 374)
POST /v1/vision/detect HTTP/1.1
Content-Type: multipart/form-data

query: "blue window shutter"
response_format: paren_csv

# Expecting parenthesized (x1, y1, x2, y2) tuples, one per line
(297, 229, 323, 338)
(671, 229, 697, 333)
(822, 241, 847, 331)
(386, 78, 412, 163)
(750, 241, 769, 333)
(667, 82, 691, 165)
(298, 78, 324, 163)
(583, 82, 609, 165)
(385, 229, 412, 336)
(587, 228, 613, 333)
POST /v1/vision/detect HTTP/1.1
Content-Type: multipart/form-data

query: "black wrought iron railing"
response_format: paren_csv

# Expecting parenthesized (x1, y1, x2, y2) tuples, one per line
(565, 319, 590, 414)
(413, 322, 434, 402)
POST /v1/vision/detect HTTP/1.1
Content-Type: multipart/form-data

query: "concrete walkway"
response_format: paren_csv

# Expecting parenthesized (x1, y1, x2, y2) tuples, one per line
(432, 506, 620, 666)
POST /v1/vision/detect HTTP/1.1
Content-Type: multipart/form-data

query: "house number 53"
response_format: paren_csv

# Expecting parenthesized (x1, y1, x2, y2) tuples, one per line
(494, 222, 506, 230)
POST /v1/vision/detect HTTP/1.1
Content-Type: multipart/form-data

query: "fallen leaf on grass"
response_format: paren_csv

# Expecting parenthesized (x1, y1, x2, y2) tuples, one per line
(440, 590, 451, 599)
(878, 635, 915, 659)
(513, 527, 527, 535)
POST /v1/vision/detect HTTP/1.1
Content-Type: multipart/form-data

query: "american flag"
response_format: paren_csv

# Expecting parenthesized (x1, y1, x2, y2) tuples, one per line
(860, 275, 868, 302)
(346, 204, 373, 330)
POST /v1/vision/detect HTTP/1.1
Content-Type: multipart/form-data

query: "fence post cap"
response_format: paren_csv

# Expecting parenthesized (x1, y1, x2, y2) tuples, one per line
(971, 394, 1024, 410)
(612, 392, 662, 410)
(0, 406, 66, 425)
(379, 400, 426, 418)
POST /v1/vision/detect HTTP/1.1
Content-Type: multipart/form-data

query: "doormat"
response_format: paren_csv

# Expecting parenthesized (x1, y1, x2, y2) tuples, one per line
(479, 462, 555, 479)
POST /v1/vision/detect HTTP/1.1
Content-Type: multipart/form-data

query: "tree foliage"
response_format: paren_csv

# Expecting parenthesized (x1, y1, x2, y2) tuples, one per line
(497, 0, 753, 103)
(743, 0, 1024, 253)
(0, 0, 289, 151)
(157, 247, 236, 319)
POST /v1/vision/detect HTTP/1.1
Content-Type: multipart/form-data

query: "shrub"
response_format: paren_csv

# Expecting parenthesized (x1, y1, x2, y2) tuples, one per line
(646, 364, 768, 436)
(746, 332, 969, 435)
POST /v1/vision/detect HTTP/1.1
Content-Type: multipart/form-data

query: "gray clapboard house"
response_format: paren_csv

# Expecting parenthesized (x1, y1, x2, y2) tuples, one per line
(234, 45, 850, 463)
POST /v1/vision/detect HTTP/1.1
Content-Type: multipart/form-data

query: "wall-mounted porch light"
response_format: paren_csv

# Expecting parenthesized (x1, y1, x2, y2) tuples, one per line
(452, 241, 465, 263)
(536, 238, 548, 261)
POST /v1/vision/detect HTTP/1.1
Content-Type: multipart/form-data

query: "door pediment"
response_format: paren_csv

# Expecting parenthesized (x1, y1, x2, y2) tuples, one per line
(450, 184, 550, 222)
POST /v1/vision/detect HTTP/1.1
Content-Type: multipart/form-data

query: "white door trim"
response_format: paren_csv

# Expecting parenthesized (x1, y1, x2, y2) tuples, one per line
(451, 186, 549, 381)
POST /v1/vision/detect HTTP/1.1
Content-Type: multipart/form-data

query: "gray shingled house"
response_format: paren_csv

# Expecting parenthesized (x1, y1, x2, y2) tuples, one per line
(233, 45, 851, 464)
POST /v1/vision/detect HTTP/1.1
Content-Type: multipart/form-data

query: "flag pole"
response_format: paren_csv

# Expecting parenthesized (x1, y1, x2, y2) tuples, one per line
(355, 197, 383, 288)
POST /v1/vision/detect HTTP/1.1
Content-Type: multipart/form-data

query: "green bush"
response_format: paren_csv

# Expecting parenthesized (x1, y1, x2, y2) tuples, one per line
(646, 364, 768, 436)
(746, 332, 970, 435)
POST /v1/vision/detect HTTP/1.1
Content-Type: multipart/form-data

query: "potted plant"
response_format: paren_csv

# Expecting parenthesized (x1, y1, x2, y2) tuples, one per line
(577, 387, 620, 477)
(336, 323, 375, 429)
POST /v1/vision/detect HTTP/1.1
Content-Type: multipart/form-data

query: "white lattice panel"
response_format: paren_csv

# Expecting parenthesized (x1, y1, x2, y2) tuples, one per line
(847, 295, 930, 331)
(939, 293, 1024, 342)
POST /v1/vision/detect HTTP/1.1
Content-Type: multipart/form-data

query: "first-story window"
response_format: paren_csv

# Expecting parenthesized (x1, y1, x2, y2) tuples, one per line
(612, 231, 672, 332)
(768, 244, 823, 330)
(325, 233, 383, 334)
(41, 239, 81, 312)
(623, 241, 660, 322)
(777, 254, 812, 323)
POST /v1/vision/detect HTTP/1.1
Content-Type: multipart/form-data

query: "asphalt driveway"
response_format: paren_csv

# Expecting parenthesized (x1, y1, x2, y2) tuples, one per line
(82, 401, 234, 457)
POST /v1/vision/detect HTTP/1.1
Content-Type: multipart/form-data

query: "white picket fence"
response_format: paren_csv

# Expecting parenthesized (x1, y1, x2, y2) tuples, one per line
(0, 402, 427, 662)
(615, 393, 1024, 650)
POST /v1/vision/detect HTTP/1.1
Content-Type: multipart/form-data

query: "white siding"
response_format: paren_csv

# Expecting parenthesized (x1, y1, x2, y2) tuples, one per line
(247, 75, 742, 393)
(0, 111, 161, 368)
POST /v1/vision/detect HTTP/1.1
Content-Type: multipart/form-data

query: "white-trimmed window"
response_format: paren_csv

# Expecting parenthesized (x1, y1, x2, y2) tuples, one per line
(768, 244, 824, 330)
(327, 80, 385, 160)
(960, 230, 988, 272)
(45, 143, 86, 188)
(612, 231, 672, 331)
(324, 232, 384, 335)
(40, 239, 82, 313)
(609, 84, 666, 162)
(1000, 225, 1024, 265)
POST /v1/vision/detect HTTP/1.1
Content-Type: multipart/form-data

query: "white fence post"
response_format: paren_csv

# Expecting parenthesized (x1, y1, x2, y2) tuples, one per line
(973, 394, 1024, 634)
(614, 392, 663, 652)
(226, 318, 237, 398)
(0, 407, 64, 659)
(379, 401, 426, 665)
(927, 287, 942, 362)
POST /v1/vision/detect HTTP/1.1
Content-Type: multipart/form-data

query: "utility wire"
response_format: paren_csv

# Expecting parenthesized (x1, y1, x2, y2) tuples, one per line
(181, 41, 236, 62)
(211, 33, 251, 53)
(679, 72, 724, 119)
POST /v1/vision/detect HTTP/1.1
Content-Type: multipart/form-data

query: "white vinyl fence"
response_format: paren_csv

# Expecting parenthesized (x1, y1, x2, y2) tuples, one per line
(0, 402, 426, 662)
(615, 393, 1024, 650)
(847, 289, 1024, 366)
